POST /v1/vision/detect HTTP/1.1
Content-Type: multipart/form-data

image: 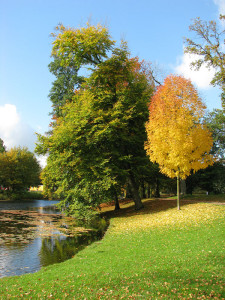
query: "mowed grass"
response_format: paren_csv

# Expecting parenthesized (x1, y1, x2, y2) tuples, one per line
(0, 197, 225, 299)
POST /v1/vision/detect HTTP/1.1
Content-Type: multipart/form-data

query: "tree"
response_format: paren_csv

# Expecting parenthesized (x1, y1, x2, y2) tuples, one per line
(204, 109, 225, 159)
(186, 162, 225, 195)
(36, 43, 154, 217)
(49, 23, 114, 117)
(145, 75, 214, 209)
(0, 147, 41, 198)
(0, 138, 6, 153)
(185, 108, 225, 195)
(184, 15, 225, 108)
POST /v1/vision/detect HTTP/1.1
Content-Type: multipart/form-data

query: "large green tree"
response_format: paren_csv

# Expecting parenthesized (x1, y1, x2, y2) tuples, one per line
(184, 15, 225, 108)
(0, 147, 41, 198)
(86, 46, 153, 209)
(36, 41, 153, 217)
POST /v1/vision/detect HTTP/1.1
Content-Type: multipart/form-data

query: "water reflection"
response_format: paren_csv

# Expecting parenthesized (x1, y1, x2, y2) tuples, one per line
(0, 200, 107, 278)
(39, 232, 100, 267)
(0, 200, 60, 212)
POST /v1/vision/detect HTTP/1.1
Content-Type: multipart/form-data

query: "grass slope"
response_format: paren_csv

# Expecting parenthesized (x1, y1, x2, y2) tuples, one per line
(0, 198, 225, 299)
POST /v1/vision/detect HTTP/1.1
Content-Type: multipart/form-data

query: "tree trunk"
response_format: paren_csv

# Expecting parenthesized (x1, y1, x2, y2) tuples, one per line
(114, 190, 120, 211)
(147, 183, 151, 198)
(177, 173, 180, 210)
(141, 181, 146, 199)
(154, 177, 160, 198)
(128, 175, 144, 210)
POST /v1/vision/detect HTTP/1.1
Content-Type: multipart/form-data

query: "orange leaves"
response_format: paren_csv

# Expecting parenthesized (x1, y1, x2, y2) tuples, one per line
(145, 75, 214, 179)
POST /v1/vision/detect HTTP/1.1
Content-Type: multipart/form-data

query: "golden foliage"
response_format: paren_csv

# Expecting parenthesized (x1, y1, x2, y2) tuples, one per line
(145, 75, 214, 179)
(109, 201, 225, 234)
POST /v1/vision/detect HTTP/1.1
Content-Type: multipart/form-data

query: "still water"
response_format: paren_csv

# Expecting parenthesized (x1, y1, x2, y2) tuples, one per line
(0, 200, 106, 278)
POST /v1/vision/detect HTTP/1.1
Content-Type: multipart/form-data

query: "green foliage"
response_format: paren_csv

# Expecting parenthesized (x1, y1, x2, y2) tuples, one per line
(22, 191, 45, 200)
(37, 28, 154, 216)
(204, 109, 225, 159)
(185, 109, 225, 195)
(184, 15, 225, 108)
(0, 147, 41, 198)
(186, 162, 225, 194)
(49, 23, 115, 117)
(48, 56, 81, 117)
(0, 138, 6, 153)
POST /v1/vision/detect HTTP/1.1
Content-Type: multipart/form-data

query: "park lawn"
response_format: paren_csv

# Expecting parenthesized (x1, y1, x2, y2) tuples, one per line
(0, 198, 225, 299)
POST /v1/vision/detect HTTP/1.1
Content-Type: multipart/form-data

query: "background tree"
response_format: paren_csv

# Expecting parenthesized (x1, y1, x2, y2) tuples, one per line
(0, 138, 6, 153)
(184, 15, 225, 108)
(145, 75, 214, 209)
(186, 162, 225, 195)
(204, 109, 225, 159)
(186, 108, 225, 194)
(0, 147, 41, 199)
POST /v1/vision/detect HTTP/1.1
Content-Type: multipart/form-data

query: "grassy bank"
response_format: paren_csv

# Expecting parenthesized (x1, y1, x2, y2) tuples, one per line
(0, 191, 45, 201)
(0, 197, 225, 299)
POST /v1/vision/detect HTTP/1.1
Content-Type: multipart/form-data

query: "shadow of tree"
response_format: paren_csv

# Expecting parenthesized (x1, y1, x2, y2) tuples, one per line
(101, 198, 212, 220)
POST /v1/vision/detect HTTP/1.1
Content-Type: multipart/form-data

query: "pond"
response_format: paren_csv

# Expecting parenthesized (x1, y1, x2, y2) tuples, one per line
(0, 200, 107, 278)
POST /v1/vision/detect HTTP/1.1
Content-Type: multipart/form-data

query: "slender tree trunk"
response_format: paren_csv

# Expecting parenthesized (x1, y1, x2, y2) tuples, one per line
(141, 181, 146, 199)
(177, 173, 180, 210)
(128, 175, 144, 210)
(154, 177, 160, 198)
(147, 183, 151, 198)
(114, 190, 120, 211)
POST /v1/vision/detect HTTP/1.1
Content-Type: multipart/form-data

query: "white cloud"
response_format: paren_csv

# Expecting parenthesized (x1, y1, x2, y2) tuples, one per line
(174, 51, 216, 89)
(214, 0, 225, 15)
(36, 154, 48, 169)
(0, 104, 36, 151)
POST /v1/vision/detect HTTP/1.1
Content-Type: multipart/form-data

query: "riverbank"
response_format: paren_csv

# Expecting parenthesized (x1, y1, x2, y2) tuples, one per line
(0, 191, 45, 201)
(0, 196, 225, 299)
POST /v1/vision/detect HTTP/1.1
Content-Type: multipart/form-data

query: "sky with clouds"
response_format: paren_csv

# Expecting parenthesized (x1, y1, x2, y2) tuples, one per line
(0, 0, 224, 165)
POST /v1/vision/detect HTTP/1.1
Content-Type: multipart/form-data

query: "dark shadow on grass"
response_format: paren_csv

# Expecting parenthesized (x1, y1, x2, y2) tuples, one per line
(101, 195, 225, 220)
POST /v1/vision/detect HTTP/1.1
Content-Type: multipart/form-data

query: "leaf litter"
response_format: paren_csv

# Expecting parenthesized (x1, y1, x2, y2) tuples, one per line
(0, 209, 89, 246)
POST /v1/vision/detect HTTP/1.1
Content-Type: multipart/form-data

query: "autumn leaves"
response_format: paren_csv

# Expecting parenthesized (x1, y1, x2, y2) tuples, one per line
(145, 75, 214, 208)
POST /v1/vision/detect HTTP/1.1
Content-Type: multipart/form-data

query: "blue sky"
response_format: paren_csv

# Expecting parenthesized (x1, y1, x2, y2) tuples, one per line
(0, 0, 224, 163)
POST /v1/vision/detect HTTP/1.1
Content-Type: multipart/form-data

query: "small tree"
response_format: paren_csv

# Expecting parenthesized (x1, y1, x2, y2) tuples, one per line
(145, 75, 214, 209)
(0, 147, 41, 198)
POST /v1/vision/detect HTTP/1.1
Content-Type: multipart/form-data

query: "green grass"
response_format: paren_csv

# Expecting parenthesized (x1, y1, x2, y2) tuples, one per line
(22, 191, 45, 200)
(0, 191, 45, 201)
(0, 197, 225, 299)
(165, 193, 225, 202)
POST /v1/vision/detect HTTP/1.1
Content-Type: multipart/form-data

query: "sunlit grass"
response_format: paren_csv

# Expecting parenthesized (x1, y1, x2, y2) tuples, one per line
(0, 196, 225, 299)
(110, 202, 225, 234)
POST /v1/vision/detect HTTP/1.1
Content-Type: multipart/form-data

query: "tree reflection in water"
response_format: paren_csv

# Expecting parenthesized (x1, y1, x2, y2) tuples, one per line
(0, 200, 108, 277)
(39, 232, 97, 266)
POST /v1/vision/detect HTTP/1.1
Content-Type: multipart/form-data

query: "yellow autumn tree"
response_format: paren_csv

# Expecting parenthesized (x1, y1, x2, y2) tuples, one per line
(145, 75, 214, 209)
